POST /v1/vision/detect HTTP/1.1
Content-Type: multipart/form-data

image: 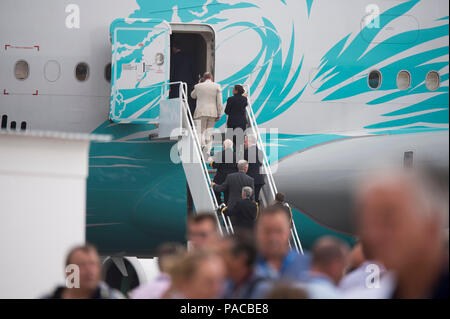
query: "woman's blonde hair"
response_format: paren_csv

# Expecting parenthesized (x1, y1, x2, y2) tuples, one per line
(168, 249, 218, 286)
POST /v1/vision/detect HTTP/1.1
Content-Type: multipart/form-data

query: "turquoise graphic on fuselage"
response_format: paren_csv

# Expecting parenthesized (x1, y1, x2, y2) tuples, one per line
(129, 0, 307, 125)
(312, 0, 449, 130)
(87, 0, 448, 254)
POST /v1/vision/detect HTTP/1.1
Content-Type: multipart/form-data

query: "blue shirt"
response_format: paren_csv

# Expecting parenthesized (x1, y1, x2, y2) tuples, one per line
(222, 272, 271, 299)
(255, 250, 311, 281)
(298, 273, 341, 299)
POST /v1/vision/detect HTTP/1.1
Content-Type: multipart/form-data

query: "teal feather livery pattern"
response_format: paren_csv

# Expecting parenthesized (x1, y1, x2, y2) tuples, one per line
(312, 0, 449, 131)
(86, 0, 448, 253)
(129, 0, 306, 125)
(306, 0, 314, 17)
(216, 21, 306, 125)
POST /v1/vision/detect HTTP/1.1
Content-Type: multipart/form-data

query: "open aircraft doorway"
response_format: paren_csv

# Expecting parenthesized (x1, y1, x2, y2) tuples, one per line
(170, 23, 215, 80)
(170, 23, 215, 116)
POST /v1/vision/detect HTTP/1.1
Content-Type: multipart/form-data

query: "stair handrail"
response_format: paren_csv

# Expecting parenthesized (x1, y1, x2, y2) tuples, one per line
(174, 82, 232, 235)
(227, 84, 303, 253)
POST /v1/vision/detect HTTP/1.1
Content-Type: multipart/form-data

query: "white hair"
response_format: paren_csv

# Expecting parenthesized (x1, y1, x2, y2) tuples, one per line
(237, 160, 249, 171)
(242, 186, 253, 199)
(223, 139, 233, 150)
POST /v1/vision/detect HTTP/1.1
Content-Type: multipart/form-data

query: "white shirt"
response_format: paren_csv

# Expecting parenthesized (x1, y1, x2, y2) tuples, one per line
(130, 273, 171, 299)
(339, 261, 396, 299)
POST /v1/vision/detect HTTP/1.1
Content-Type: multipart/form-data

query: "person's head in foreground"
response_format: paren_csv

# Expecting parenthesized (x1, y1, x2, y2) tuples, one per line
(187, 213, 220, 250)
(165, 249, 226, 299)
(130, 242, 186, 299)
(66, 244, 102, 296)
(45, 244, 123, 299)
(256, 205, 292, 265)
(357, 166, 449, 298)
(265, 283, 309, 299)
(310, 236, 350, 285)
(156, 242, 186, 274)
(222, 232, 258, 285)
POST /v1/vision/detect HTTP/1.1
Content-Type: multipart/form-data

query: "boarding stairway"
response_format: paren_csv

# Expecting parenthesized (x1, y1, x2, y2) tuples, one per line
(165, 82, 233, 236)
(150, 82, 302, 251)
(224, 85, 303, 253)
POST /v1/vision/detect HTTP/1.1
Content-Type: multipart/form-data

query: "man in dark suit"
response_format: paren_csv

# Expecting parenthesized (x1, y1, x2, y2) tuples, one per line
(244, 135, 265, 203)
(221, 186, 258, 231)
(169, 40, 197, 114)
(209, 139, 237, 204)
(212, 160, 254, 209)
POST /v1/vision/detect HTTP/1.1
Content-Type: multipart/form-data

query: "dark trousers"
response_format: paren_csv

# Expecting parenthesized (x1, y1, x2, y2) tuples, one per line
(170, 83, 196, 116)
(228, 125, 246, 150)
(187, 183, 194, 216)
(170, 84, 196, 127)
(254, 184, 263, 203)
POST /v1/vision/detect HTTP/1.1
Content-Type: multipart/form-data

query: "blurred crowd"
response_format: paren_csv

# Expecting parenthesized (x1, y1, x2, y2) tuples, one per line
(44, 166, 448, 299)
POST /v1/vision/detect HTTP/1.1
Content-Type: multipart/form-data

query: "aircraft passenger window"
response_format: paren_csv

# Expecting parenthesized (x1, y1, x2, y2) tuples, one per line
(14, 60, 29, 80)
(44, 60, 61, 82)
(368, 70, 382, 89)
(1, 115, 7, 129)
(75, 62, 89, 81)
(425, 71, 440, 91)
(105, 63, 111, 82)
(10, 121, 17, 130)
(21, 121, 27, 130)
(397, 70, 411, 91)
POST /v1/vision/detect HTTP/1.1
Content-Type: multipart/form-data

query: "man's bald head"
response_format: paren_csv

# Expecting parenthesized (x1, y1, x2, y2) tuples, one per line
(310, 236, 350, 284)
(358, 168, 448, 225)
(357, 167, 448, 272)
(311, 237, 350, 267)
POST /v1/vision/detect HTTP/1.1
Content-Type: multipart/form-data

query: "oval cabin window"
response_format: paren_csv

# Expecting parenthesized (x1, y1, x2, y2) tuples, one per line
(368, 70, 382, 89)
(75, 62, 89, 81)
(425, 71, 440, 91)
(15, 60, 29, 80)
(44, 60, 61, 82)
(397, 70, 411, 91)
(1, 115, 7, 129)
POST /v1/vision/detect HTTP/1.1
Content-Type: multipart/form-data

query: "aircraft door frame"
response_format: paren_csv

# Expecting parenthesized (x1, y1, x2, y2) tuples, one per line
(109, 19, 172, 124)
